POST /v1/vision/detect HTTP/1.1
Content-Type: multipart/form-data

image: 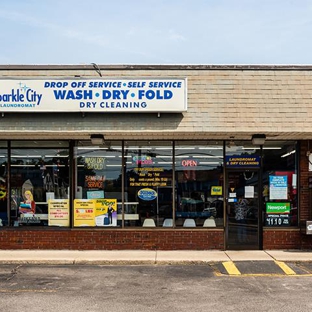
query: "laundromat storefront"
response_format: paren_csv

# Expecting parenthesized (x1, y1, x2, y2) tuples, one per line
(0, 64, 311, 251)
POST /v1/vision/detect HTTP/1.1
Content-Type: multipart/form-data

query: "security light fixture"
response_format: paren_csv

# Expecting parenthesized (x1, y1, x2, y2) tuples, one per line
(90, 134, 104, 145)
(251, 134, 266, 145)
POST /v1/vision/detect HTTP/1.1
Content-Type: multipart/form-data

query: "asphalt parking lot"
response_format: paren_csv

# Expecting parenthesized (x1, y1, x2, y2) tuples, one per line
(1, 263, 312, 312)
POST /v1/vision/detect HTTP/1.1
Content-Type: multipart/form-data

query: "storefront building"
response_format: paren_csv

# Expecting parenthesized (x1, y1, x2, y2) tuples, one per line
(0, 64, 311, 250)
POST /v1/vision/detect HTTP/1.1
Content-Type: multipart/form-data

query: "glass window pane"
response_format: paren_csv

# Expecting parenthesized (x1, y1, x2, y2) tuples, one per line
(262, 141, 298, 227)
(225, 140, 298, 227)
(75, 142, 122, 227)
(175, 141, 224, 228)
(0, 148, 7, 225)
(10, 147, 70, 226)
(125, 141, 173, 227)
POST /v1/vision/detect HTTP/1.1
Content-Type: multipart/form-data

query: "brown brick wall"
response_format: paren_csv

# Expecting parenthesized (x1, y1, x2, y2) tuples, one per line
(1, 227, 311, 250)
(0, 228, 224, 250)
(263, 229, 312, 250)
(263, 229, 301, 249)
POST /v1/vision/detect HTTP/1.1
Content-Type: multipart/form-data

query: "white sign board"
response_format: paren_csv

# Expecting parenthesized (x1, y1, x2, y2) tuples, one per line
(269, 175, 288, 200)
(0, 78, 187, 113)
(245, 186, 254, 198)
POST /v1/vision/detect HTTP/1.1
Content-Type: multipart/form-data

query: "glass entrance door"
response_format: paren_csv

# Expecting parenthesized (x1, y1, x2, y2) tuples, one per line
(226, 170, 260, 250)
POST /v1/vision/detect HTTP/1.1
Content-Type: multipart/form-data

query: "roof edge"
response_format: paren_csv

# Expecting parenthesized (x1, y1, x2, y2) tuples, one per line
(1, 64, 312, 71)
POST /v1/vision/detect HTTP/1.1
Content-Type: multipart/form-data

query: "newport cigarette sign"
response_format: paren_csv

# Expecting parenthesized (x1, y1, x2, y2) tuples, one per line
(0, 78, 187, 113)
(266, 202, 290, 214)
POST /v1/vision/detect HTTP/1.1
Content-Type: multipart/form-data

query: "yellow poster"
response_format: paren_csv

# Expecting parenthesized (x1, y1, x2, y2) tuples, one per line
(74, 199, 96, 227)
(48, 199, 70, 227)
(211, 186, 222, 195)
(95, 199, 117, 227)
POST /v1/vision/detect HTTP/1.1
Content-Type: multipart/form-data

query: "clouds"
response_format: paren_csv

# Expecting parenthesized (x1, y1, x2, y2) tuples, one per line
(0, 0, 312, 64)
(168, 29, 187, 42)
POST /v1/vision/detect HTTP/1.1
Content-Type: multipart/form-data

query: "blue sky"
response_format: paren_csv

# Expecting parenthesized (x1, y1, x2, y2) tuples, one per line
(1, 0, 312, 65)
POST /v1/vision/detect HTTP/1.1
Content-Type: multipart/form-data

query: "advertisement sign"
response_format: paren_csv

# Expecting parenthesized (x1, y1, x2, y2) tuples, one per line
(211, 186, 222, 195)
(95, 199, 117, 226)
(129, 167, 170, 187)
(266, 214, 290, 226)
(225, 155, 260, 168)
(87, 190, 104, 199)
(85, 175, 105, 189)
(0, 78, 187, 113)
(137, 188, 157, 201)
(85, 158, 105, 170)
(265, 202, 290, 227)
(74, 199, 96, 227)
(266, 202, 290, 214)
(48, 199, 70, 227)
(269, 175, 288, 200)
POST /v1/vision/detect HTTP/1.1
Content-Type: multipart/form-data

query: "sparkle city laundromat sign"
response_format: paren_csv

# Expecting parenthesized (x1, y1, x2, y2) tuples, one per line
(0, 78, 187, 113)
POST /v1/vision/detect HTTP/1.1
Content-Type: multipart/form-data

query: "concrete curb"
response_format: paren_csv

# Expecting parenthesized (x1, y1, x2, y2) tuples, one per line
(0, 250, 311, 265)
(0, 260, 217, 265)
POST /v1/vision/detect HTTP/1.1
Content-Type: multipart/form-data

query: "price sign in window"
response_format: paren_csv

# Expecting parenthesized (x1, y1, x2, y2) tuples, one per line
(265, 202, 290, 227)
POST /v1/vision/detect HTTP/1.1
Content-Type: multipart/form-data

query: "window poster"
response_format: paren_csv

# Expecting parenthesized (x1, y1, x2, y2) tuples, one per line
(129, 167, 170, 187)
(87, 190, 104, 199)
(48, 199, 70, 227)
(95, 199, 117, 227)
(245, 186, 254, 198)
(74, 199, 96, 227)
(265, 202, 290, 226)
(211, 186, 222, 196)
(269, 176, 288, 200)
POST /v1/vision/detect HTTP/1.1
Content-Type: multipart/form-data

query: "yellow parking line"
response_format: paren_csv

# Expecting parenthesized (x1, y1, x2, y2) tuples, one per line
(274, 261, 296, 275)
(222, 261, 241, 275)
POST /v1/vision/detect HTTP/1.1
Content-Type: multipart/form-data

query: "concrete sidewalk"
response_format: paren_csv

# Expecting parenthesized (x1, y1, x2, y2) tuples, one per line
(0, 249, 311, 265)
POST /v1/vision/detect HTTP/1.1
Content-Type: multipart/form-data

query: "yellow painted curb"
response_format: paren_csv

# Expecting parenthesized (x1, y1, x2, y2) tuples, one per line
(274, 261, 296, 275)
(222, 261, 241, 275)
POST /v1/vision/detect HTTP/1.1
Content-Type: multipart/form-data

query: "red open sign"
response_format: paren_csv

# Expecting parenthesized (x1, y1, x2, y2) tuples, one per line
(182, 160, 198, 167)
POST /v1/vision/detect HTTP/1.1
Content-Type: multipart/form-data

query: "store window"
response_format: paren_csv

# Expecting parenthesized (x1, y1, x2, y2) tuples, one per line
(225, 140, 298, 228)
(262, 141, 298, 227)
(124, 141, 173, 227)
(10, 141, 70, 226)
(0, 142, 8, 226)
(74, 142, 122, 227)
(175, 141, 224, 228)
